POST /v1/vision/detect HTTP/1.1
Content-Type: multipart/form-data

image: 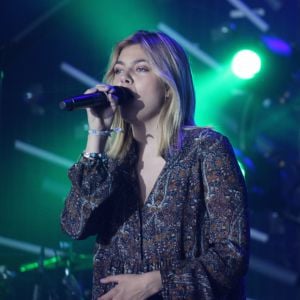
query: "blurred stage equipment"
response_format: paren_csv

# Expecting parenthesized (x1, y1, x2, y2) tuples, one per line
(226, 0, 269, 32)
(22, 83, 46, 116)
(158, 23, 222, 71)
(14, 140, 74, 168)
(249, 256, 299, 286)
(264, 0, 283, 11)
(0, 238, 92, 299)
(60, 62, 100, 87)
(0, 236, 64, 257)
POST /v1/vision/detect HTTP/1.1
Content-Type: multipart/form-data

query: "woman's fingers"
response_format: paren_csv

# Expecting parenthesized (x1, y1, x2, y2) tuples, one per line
(85, 84, 118, 130)
(84, 87, 98, 94)
(89, 84, 119, 108)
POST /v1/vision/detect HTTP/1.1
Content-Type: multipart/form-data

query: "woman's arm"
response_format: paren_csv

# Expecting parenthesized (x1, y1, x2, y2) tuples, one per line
(160, 132, 250, 299)
(60, 84, 119, 239)
(60, 154, 116, 240)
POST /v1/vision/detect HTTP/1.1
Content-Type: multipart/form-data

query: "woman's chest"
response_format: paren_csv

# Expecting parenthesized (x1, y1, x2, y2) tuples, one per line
(136, 156, 166, 204)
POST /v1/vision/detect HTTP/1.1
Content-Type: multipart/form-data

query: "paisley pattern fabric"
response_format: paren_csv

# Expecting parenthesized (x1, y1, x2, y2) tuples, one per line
(61, 127, 249, 299)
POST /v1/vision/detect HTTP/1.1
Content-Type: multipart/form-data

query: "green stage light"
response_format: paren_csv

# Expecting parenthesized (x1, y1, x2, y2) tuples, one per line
(20, 256, 62, 272)
(238, 161, 246, 178)
(231, 50, 261, 79)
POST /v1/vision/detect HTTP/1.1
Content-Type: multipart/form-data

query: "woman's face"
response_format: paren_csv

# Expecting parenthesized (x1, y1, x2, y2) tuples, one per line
(112, 44, 166, 124)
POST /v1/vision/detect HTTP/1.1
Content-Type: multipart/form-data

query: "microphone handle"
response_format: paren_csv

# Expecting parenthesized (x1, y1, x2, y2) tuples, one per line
(59, 92, 109, 111)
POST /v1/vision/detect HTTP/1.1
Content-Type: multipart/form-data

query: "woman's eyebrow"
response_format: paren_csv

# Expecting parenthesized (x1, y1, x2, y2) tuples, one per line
(115, 59, 149, 66)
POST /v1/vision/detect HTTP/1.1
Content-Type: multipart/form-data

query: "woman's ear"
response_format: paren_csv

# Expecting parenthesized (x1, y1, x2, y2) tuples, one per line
(164, 84, 171, 100)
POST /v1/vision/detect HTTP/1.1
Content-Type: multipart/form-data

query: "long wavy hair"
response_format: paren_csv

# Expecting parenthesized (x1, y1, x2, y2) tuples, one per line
(103, 30, 195, 159)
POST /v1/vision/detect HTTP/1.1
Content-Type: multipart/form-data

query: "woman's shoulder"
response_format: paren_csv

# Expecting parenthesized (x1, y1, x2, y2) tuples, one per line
(182, 126, 226, 145)
(181, 126, 233, 158)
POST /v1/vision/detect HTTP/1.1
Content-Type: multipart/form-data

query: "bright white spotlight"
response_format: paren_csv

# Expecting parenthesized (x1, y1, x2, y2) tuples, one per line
(231, 49, 262, 79)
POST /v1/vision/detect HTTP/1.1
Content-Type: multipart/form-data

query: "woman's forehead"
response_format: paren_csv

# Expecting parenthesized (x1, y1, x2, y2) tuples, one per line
(118, 44, 147, 59)
(116, 44, 153, 66)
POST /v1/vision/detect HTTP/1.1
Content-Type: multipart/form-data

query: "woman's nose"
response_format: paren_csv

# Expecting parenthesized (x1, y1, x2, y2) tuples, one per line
(120, 72, 133, 85)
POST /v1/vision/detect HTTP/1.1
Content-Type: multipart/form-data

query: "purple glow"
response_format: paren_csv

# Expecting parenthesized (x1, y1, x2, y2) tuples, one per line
(262, 35, 292, 56)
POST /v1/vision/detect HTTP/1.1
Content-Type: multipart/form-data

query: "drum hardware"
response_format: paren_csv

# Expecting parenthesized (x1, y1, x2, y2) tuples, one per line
(14, 243, 93, 300)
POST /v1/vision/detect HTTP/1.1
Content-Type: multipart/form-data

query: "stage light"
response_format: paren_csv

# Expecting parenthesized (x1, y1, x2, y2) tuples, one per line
(231, 49, 262, 79)
(261, 35, 292, 56)
(14, 140, 73, 168)
(22, 83, 45, 116)
(238, 160, 246, 177)
(158, 23, 222, 71)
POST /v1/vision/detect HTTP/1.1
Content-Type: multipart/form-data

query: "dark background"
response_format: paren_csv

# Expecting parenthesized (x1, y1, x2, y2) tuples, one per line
(1, 0, 300, 299)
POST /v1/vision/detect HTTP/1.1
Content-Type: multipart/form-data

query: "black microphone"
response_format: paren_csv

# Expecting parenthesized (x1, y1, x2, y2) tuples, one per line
(59, 86, 133, 111)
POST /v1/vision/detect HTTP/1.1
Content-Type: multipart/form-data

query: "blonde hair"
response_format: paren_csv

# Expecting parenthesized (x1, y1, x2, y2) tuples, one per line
(103, 30, 195, 159)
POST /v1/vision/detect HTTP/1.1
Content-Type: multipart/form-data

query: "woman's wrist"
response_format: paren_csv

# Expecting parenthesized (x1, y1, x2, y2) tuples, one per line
(85, 133, 108, 153)
(82, 151, 106, 160)
(142, 271, 162, 297)
(84, 126, 123, 154)
(88, 127, 123, 137)
(88, 128, 111, 137)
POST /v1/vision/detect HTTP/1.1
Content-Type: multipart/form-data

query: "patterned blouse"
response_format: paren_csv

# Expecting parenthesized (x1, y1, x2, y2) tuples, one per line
(61, 127, 249, 300)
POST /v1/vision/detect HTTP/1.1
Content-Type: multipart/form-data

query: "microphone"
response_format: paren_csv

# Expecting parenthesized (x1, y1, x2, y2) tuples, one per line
(59, 86, 133, 111)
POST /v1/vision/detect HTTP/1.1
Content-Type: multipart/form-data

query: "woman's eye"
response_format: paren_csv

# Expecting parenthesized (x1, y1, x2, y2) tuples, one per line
(113, 68, 123, 75)
(136, 66, 149, 72)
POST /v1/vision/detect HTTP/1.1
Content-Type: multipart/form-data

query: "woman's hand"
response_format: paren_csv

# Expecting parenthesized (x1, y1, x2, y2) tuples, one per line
(85, 84, 119, 131)
(98, 271, 162, 300)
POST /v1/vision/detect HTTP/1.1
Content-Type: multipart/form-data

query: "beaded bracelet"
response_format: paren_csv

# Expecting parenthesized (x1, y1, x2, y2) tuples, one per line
(88, 127, 123, 137)
(82, 151, 104, 160)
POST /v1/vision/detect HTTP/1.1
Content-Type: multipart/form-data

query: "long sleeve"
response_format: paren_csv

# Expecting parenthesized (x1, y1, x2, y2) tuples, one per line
(159, 133, 249, 299)
(60, 155, 116, 240)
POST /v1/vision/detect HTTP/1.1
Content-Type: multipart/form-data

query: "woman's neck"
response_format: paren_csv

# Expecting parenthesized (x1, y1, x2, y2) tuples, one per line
(131, 119, 162, 159)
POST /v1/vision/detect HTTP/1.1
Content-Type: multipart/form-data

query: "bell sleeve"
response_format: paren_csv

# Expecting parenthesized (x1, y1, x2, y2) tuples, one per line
(160, 131, 250, 299)
(60, 154, 116, 240)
